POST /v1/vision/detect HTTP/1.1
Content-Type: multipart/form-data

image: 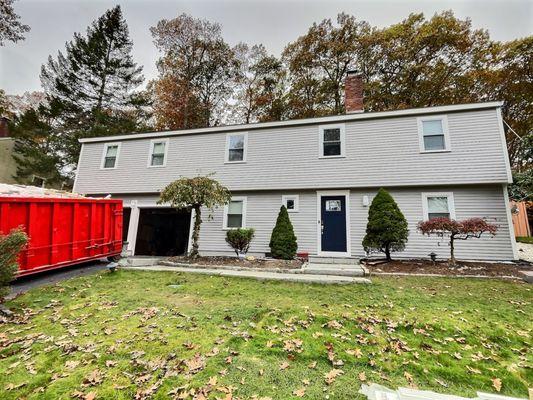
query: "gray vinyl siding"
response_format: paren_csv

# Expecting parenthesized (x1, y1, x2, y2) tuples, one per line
(74, 108, 510, 194)
(118, 184, 514, 261)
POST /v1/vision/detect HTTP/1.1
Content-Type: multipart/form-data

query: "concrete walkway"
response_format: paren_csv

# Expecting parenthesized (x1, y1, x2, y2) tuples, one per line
(123, 265, 371, 284)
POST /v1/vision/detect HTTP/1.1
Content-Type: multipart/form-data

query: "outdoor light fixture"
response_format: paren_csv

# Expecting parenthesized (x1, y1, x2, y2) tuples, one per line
(429, 252, 437, 264)
(362, 195, 369, 207)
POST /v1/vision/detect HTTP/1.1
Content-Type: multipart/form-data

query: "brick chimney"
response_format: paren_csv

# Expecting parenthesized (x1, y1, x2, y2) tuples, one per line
(0, 117, 9, 138)
(345, 70, 364, 113)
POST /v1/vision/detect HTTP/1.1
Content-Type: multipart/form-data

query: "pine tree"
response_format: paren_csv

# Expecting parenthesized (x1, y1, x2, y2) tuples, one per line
(39, 5, 146, 167)
(0, 0, 30, 46)
(269, 206, 298, 260)
(362, 188, 409, 261)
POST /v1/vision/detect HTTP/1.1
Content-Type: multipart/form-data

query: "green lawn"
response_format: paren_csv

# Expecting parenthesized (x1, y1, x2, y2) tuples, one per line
(1, 271, 531, 399)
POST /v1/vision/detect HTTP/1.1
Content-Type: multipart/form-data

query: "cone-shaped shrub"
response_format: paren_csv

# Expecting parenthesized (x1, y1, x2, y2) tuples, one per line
(269, 206, 297, 259)
(362, 188, 409, 261)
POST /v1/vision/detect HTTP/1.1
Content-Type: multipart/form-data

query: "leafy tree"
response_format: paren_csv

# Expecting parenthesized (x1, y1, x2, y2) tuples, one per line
(0, 228, 28, 301)
(283, 13, 370, 117)
(0, 0, 30, 46)
(269, 206, 297, 260)
(232, 43, 287, 123)
(418, 217, 497, 266)
(225, 228, 255, 257)
(158, 176, 231, 259)
(362, 188, 409, 261)
(39, 5, 147, 168)
(150, 13, 240, 130)
(509, 168, 533, 202)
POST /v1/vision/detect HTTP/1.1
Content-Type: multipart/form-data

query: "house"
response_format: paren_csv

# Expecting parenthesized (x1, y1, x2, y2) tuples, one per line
(0, 117, 18, 184)
(73, 72, 518, 261)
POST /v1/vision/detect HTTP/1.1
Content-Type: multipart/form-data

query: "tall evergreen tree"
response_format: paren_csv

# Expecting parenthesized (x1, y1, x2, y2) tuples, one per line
(39, 5, 147, 168)
(269, 206, 298, 260)
(362, 188, 409, 261)
(0, 0, 30, 46)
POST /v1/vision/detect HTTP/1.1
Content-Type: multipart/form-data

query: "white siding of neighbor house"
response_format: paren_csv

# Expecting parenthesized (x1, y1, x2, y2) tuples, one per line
(74, 108, 510, 195)
(118, 184, 514, 261)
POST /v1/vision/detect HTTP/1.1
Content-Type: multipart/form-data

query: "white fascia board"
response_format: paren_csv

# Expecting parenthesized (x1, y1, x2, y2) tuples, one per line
(79, 101, 504, 144)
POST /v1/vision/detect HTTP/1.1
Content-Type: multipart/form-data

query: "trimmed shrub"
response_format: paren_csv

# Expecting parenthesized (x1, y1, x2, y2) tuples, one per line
(362, 188, 409, 261)
(226, 228, 255, 256)
(0, 228, 28, 301)
(269, 206, 297, 260)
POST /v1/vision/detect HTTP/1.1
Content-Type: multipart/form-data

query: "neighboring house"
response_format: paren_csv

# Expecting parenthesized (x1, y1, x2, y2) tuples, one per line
(0, 117, 18, 184)
(74, 72, 518, 261)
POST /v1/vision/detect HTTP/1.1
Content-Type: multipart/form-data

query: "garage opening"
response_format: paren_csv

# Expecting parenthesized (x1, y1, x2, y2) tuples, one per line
(135, 208, 191, 256)
(122, 207, 131, 243)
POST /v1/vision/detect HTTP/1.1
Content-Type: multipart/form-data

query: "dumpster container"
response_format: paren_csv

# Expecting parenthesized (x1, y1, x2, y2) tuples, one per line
(0, 193, 123, 277)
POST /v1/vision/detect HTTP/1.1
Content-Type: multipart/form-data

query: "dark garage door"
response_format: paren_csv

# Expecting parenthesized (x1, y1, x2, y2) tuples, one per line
(135, 208, 191, 256)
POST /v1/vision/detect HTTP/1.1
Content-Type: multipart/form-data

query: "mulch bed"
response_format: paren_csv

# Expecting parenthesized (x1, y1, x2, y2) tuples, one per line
(364, 259, 531, 278)
(166, 255, 303, 269)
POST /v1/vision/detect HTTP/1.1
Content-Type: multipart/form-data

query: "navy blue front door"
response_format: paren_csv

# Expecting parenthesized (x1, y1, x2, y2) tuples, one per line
(321, 195, 347, 253)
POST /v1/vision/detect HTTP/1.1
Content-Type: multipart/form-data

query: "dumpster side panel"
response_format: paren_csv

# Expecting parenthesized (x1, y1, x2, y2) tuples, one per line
(0, 197, 123, 276)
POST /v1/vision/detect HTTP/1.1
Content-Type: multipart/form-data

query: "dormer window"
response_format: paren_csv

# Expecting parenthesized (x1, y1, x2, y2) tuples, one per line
(101, 143, 120, 169)
(319, 124, 345, 158)
(148, 139, 168, 167)
(225, 133, 247, 163)
(418, 116, 450, 152)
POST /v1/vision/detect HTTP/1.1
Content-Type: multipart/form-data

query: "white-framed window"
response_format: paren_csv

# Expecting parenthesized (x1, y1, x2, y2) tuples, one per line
(101, 142, 121, 169)
(319, 124, 345, 158)
(225, 133, 247, 163)
(422, 192, 456, 221)
(223, 197, 247, 229)
(148, 139, 168, 167)
(417, 115, 450, 152)
(282, 195, 299, 213)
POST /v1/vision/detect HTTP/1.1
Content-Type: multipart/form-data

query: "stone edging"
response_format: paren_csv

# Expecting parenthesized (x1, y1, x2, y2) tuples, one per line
(370, 271, 523, 281)
(158, 260, 305, 274)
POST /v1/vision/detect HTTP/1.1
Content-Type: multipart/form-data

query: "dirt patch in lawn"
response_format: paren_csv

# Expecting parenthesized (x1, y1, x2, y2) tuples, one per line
(364, 259, 531, 278)
(166, 255, 303, 269)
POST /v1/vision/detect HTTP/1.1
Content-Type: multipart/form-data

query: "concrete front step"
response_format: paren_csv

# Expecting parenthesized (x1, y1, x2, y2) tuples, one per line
(123, 265, 371, 284)
(304, 263, 366, 277)
(308, 256, 360, 265)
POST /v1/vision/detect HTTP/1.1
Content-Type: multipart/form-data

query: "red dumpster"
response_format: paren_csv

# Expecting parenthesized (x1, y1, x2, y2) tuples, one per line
(0, 190, 123, 277)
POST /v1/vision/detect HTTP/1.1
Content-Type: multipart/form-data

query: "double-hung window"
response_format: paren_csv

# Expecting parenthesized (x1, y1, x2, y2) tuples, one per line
(418, 116, 450, 152)
(224, 197, 247, 229)
(319, 124, 345, 158)
(422, 192, 455, 221)
(101, 143, 120, 169)
(149, 139, 168, 167)
(226, 133, 247, 163)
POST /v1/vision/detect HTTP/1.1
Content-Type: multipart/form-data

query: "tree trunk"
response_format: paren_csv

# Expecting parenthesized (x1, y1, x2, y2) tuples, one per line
(189, 206, 202, 259)
(449, 235, 456, 267)
(384, 245, 391, 262)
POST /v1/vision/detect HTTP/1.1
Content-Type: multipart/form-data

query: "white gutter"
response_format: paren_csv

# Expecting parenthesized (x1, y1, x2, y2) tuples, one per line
(79, 101, 504, 144)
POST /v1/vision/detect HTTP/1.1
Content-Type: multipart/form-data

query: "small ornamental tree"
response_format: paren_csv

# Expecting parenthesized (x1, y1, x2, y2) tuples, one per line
(158, 176, 231, 259)
(362, 188, 409, 261)
(269, 206, 297, 260)
(0, 228, 28, 301)
(225, 228, 255, 257)
(418, 217, 498, 266)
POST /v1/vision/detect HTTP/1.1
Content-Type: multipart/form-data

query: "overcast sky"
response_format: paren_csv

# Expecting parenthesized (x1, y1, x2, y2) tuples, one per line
(1, 0, 532, 95)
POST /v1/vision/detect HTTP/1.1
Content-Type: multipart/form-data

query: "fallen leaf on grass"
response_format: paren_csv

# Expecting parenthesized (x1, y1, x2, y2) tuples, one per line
(82, 370, 103, 387)
(185, 354, 206, 374)
(324, 369, 343, 385)
(492, 378, 502, 392)
(346, 348, 363, 358)
(6, 382, 27, 391)
(280, 361, 290, 370)
(65, 360, 80, 369)
(358, 372, 367, 382)
(293, 388, 306, 397)
(308, 361, 317, 369)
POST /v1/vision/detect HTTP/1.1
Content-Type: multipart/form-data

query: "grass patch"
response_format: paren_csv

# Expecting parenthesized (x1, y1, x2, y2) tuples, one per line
(516, 236, 533, 244)
(0, 271, 531, 399)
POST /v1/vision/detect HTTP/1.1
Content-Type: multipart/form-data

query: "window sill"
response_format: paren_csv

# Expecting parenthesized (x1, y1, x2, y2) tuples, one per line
(100, 167, 117, 170)
(224, 161, 247, 164)
(222, 227, 245, 230)
(420, 149, 451, 154)
(318, 155, 346, 159)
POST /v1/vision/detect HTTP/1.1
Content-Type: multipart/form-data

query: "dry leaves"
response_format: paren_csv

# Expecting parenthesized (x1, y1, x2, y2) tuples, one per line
(324, 369, 344, 385)
(293, 387, 306, 397)
(491, 377, 502, 392)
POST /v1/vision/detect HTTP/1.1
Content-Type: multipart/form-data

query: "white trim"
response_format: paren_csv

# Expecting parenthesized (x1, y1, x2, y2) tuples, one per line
(100, 142, 121, 170)
(72, 143, 85, 193)
(79, 102, 503, 143)
(495, 107, 513, 184)
(316, 190, 351, 257)
(187, 208, 195, 255)
(147, 138, 169, 168)
(421, 192, 456, 221)
(225, 132, 248, 164)
(126, 200, 140, 256)
(417, 115, 451, 153)
(282, 194, 299, 213)
(502, 184, 518, 260)
(319, 123, 346, 158)
(222, 196, 247, 230)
